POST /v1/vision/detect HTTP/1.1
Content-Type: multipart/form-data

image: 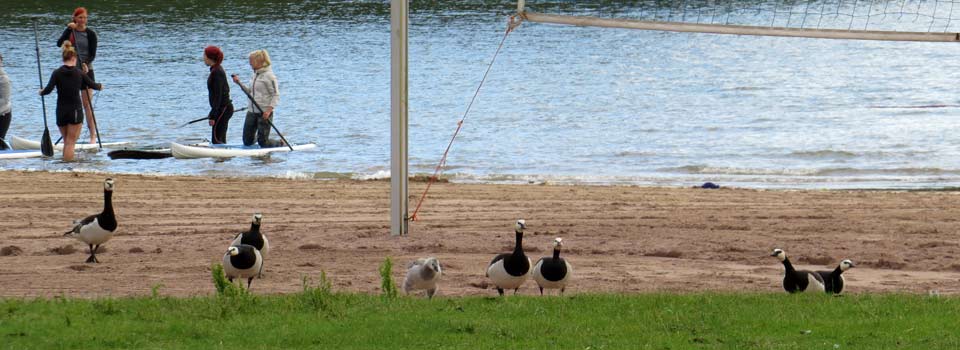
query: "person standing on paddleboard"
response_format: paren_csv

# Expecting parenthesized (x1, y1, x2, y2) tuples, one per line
(0, 53, 11, 150)
(39, 42, 103, 161)
(204, 46, 233, 144)
(232, 49, 283, 148)
(56, 7, 99, 145)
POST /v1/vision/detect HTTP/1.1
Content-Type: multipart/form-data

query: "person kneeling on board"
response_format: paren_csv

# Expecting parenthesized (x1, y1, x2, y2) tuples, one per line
(232, 49, 283, 148)
(39, 42, 103, 161)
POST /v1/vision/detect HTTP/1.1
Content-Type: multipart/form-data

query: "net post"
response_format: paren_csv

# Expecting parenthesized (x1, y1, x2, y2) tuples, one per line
(390, 0, 409, 237)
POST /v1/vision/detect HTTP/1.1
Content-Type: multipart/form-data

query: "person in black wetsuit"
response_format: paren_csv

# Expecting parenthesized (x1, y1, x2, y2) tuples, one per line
(39, 42, 103, 161)
(204, 46, 233, 144)
(57, 7, 99, 145)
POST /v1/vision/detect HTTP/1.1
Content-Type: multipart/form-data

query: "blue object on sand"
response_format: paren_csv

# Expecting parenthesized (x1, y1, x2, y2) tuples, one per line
(701, 182, 720, 189)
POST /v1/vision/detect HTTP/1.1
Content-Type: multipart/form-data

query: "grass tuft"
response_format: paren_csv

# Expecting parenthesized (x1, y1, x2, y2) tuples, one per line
(379, 257, 397, 299)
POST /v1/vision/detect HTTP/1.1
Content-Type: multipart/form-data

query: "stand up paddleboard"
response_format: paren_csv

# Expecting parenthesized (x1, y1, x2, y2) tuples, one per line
(170, 142, 316, 159)
(10, 135, 129, 151)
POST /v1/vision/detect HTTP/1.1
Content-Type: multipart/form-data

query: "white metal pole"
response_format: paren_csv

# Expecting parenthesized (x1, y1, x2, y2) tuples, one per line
(390, 0, 409, 236)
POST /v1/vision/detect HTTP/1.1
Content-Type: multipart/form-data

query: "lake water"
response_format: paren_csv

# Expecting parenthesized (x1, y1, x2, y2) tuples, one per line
(1, 1, 959, 189)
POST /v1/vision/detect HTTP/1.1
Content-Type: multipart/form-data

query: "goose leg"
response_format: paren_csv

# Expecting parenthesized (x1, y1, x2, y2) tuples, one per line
(85, 244, 97, 263)
(539, 286, 543, 295)
(497, 288, 504, 296)
(513, 288, 520, 295)
(427, 288, 436, 299)
(247, 277, 254, 290)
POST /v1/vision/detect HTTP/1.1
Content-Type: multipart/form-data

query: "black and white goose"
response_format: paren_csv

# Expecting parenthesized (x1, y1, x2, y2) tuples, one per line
(817, 259, 855, 295)
(402, 257, 442, 299)
(486, 219, 531, 296)
(230, 213, 270, 257)
(532, 237, 573, 295)
(222, 244, 263, 290)
(771, 248, 825, 293)
(63, 178, 117, 263)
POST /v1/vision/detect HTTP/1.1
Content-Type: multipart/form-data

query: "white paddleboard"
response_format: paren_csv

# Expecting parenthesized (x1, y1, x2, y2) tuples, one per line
(10, 135, 130, 151)
(170, 142, 316, 159)
(0, 149, 44, 159)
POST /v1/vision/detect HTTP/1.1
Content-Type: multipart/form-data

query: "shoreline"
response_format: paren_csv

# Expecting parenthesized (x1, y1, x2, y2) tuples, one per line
(5, 168, 960, 192)
(1, 170, 959, 298)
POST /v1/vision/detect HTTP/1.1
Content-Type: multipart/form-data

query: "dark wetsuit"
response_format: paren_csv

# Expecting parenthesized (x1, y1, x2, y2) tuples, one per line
(207, 65, 233, 144)
(57, 28, 98, 88)
(40, 65, 102, 127)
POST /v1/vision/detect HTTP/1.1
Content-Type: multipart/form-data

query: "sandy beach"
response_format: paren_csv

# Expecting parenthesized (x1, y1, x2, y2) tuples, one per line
(0, 170, 958, 298)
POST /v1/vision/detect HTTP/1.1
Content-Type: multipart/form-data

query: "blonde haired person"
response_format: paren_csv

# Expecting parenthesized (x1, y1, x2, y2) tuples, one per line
(231, 49, 282, 147)
(39, 42, 103, 161)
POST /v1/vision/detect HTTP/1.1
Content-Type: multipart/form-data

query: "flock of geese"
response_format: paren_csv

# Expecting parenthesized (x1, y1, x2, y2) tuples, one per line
(61, 178, 855, 297)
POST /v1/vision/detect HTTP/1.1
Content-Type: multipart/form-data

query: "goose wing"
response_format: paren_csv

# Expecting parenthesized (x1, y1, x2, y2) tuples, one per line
(66, 214, 97, 234)
(486, 253, 510, 277)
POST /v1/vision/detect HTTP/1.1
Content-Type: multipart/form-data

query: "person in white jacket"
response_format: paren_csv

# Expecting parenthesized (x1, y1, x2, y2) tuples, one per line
(0, 53, 12, 150)
(232, 49, 283, 148)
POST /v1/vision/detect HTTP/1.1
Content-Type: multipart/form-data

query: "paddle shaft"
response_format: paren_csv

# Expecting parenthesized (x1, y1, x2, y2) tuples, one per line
(34, 21, 54, 157)
(84, 88, 102, 149)
(180, 108, 246, 128)
(232, 77, 293, 151)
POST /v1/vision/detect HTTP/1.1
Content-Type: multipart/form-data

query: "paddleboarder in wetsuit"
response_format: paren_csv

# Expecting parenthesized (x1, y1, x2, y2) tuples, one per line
(204, 46, 233, 144)
(232, 49, 283, 148)
(57, 7, 99, 145)
(0, 53, 11, 150)
(39, 42, 103, 161)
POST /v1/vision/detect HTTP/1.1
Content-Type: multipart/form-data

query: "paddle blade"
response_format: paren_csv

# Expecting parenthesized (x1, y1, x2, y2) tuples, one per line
(41, 128, 54, 157)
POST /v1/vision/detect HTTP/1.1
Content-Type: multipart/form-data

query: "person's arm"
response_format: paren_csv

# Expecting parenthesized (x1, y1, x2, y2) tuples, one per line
(87, 29, 97, 63)
(231, 74, 250, 96)
(56, 27, 72, 47)
(263, 74, 279, 118)
(80, 70, 102, 91)
(40, 71, 57, 95)
(0, 76, 11, 111)
(267, 75, 279, 108)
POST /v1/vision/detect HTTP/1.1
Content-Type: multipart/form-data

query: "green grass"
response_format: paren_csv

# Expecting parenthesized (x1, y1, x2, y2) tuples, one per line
(0, 290, 957, 349)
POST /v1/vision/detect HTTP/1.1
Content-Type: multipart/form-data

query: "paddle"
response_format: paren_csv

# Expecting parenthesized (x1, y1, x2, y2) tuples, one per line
(231, 75, 293, 151)
(84, 88, 102, 149)
(34, 21, 54, 157)
(179, 107, 246, 128)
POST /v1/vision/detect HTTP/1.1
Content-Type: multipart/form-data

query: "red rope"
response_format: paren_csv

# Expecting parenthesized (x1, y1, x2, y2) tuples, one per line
(410, 16, 520, 222)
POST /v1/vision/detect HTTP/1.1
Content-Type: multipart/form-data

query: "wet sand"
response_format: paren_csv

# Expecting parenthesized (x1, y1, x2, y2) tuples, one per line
(1, 170, 959, 298)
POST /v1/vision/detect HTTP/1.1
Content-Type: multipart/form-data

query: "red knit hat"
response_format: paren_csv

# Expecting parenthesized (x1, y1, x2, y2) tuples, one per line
(73, 7, 87, 17)
(204, 46, 224, 64)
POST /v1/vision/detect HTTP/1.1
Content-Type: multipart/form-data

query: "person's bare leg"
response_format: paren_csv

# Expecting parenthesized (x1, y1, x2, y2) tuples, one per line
(82, 89, 96, 144)
(63, 124, 81, 161)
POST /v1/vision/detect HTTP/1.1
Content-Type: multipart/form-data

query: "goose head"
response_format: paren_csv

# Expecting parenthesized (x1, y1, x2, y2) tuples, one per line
(424, 257, 442, 274)
(554, 237, 563, 250)
(228, 246, 240, 256)
(515, 219, 526, 235)
(104, 178, 115, 192)
(770, 248, 786, 262)
(252, 213, 263, 226)
(839, 259, 855, 271)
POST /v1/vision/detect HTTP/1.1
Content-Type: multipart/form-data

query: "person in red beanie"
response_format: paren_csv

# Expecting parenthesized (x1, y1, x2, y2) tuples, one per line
(57, 7, 99, 144)
(203, 46, 233, 144)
